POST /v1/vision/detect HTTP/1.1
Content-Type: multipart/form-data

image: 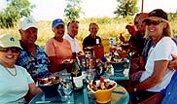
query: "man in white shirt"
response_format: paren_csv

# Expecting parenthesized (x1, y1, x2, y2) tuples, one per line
(64, 20, 82, 54)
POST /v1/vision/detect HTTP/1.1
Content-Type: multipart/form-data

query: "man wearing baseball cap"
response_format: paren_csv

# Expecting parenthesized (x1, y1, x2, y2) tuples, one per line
(16, 17, 50, 82)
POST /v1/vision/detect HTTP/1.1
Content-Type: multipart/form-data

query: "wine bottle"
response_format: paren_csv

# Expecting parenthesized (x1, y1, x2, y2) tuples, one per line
(71, 54, 83, 90)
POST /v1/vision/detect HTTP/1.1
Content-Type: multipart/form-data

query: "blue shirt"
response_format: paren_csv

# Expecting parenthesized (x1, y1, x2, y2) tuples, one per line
(16, 43, 50, 81)
(161, 70, 177, 104)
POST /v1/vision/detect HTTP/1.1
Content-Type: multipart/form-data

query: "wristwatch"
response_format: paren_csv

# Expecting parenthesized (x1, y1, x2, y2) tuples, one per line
(134, 87, 137, 92)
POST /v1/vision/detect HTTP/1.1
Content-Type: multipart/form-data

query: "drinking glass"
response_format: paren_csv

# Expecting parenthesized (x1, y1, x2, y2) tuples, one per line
(86, 69, 96, 83)
(61, 73, 71, 83)
(62, 81, 73, 103)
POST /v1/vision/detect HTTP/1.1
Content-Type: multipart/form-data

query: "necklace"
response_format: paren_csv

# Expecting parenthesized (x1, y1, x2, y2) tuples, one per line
(0, 64, 17, 77)
(5, 67, 17, 76)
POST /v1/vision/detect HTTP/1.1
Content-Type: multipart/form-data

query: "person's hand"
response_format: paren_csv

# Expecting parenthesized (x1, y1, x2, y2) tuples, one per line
(168, 54, 177, 70)
(119, 33, 125, 43)
(130, 71, 144, 82)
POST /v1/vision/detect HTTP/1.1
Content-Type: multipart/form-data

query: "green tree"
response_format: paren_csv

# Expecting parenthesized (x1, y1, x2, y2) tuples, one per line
(64, 0, 82, 20)
(114, 0, 139, 17)
(0, 0, 35, 28)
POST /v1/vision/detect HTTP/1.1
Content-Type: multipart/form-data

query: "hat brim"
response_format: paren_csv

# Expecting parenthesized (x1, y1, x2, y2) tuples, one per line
(0, 44, 22, 49)
(21, 24, 38, 30)
(143, 16, 169, 24)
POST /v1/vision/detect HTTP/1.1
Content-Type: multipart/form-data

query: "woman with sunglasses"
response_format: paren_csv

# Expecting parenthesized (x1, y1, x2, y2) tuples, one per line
(0, 34, 42, 103)
(130, 9, 177, 103)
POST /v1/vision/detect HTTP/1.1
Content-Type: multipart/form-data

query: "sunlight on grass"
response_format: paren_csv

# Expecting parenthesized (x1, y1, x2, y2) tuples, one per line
(0, 16, 177, 49)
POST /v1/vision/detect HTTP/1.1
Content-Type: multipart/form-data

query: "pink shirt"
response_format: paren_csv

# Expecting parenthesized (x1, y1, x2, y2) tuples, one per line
(45, 38, 72, 61)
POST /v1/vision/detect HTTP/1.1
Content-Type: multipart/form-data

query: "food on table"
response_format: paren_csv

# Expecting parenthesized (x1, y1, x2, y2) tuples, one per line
(88, 77, 116, 91)
(39, 76, 61, 86)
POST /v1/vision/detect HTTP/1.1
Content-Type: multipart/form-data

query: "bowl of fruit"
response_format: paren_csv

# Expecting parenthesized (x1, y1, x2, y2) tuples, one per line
(38, 76, 61, 97)
(87, 78, 117, 103)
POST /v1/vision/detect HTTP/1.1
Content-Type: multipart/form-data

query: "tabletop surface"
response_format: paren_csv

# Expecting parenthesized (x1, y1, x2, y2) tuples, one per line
(29, 84, 129, 104)
(30, 59, 130, 104)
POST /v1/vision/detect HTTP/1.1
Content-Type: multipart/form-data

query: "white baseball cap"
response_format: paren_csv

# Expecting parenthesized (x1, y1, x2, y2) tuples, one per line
(18, 17, 38, 30)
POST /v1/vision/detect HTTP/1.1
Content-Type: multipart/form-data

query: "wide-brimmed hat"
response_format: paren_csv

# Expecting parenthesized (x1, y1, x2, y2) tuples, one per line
(52, 18, 65, 29)
(0, 34, 22, 49)
(19, 17, 38, 30)
(143, 9, 168, 23)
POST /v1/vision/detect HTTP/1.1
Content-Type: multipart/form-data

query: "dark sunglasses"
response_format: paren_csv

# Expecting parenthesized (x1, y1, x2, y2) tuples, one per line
(0, 47, 21, 53)
(145, 20, 162, 26)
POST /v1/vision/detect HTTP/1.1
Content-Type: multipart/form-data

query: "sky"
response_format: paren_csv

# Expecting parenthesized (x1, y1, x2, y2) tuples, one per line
(0, 0, 177, 21)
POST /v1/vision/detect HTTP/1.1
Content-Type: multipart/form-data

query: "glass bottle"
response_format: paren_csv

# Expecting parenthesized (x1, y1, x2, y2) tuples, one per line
(71, 53, 81, 77)
(71, 53, 84, 90)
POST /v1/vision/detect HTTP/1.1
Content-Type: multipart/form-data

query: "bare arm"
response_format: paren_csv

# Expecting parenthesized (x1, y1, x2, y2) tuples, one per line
(168, 54, 177, 70)
(139, 56, 145, 69)
(135, 60, 168, 91)
(28, 83, 43, 96)
(140, 93, 163, 104)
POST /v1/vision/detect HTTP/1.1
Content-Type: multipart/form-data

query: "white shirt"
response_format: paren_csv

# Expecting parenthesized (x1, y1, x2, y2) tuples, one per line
(64, 34, 81, 53)
(140, 37, 177, 92)
(0, 65, 34, 103)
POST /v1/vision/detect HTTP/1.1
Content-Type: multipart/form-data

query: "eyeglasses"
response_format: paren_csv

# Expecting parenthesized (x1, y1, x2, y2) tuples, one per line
(145, 20, 162, 26)
(0, 47, 21, 53)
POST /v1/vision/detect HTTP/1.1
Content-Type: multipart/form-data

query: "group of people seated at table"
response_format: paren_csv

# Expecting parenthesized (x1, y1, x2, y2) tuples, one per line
(1, 8, 177, 104)
(0, 15, 103, 103)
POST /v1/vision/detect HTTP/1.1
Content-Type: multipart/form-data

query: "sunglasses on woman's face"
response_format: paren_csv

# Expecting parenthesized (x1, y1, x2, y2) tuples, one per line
(0, 47, 21, 53)
(145, 20, 162, 26)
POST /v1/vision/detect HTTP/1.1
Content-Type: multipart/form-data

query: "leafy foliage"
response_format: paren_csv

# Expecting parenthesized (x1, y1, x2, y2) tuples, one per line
(1, 16, 177, 48)
(64, 0, 83, 21)
(168, 12, 177, 20)
(114, 0, 138, 17)
(0, 0, 35, 28)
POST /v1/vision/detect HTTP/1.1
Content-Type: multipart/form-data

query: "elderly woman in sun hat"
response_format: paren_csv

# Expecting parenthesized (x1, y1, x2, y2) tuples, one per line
(0, 34, 42, 103)
(130, 9, 177, 103)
